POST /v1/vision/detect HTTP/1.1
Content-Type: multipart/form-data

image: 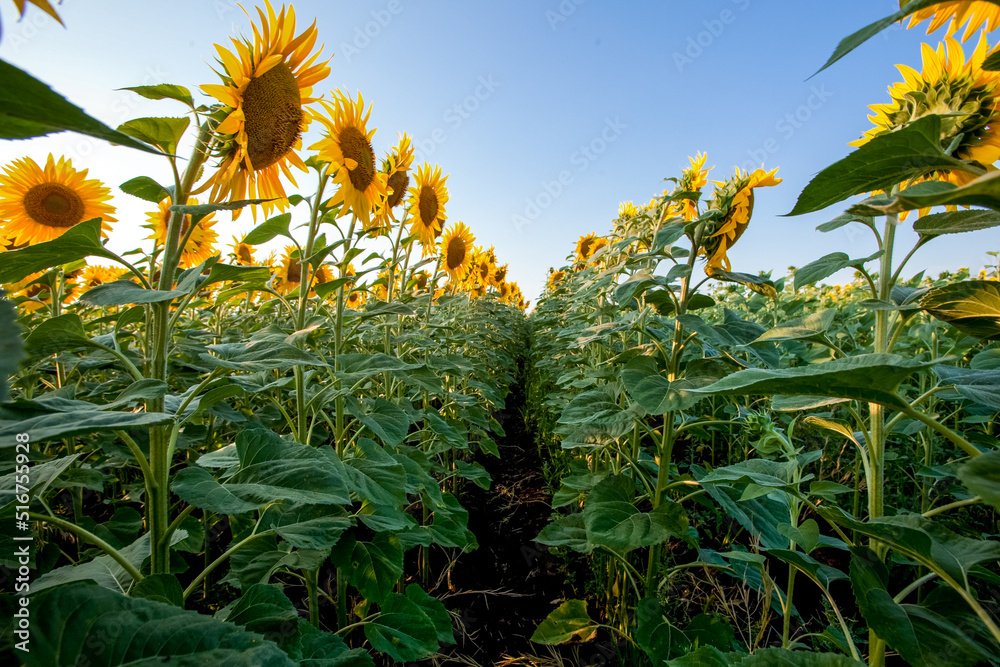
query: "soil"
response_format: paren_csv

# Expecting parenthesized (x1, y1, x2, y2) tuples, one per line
(417, 356, 597, 666)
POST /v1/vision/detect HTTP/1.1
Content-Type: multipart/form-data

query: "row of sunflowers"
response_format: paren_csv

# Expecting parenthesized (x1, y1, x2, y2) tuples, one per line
(523, 3, 1000, 666)
(0, 1, 529, 665)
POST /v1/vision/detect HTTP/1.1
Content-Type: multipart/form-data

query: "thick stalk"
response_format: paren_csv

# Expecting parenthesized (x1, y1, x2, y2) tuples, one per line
(147, 122, 214, 576)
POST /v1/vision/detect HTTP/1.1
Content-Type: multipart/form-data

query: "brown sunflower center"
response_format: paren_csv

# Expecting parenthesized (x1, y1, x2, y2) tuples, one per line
(418, 185, 439, 226)
(415, 272, 428, 290)
(24, 183, 85, 229)
(237, 244, 253, 264)
(479, 262, 490, 280)
(495, 267, 506, 283)
(446, 236, 466, 270)
(286, 257, 301, 283)
(580, 237, 594, 257)
(339, 126, 376, 192)
(241, 62, 303, 171)
(386, 170, 409, 209)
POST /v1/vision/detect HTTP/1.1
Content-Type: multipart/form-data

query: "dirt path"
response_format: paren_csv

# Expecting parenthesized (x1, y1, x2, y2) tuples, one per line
(426, 358, 590, 665)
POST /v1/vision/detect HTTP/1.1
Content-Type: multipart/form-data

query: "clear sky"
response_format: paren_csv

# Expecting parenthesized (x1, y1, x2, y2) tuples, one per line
(1, 0, 998, 303)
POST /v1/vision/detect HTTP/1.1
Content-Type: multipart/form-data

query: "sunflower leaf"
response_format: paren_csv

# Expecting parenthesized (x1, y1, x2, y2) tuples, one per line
(119, 176, 172, 203)
(0, 59, 164, 154)
(794, 251, 883, 290)
(170, 199, 277, 225)
(120, 84, 194, 107)
(0, 219, 119, 284)
(117, 116, 189, 155)
(921, 281, 1000, 341)
(788, 115, 974, 216)
(243, 213, 293, 245)
(812, 0, 974, 76)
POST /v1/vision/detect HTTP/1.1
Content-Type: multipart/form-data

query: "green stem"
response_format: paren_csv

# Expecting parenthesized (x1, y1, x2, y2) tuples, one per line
(182, 530, 272, 602)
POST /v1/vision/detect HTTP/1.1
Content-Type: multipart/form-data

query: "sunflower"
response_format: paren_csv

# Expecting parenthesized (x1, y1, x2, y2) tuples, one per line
(373, 269, 397, 301)
(588, 237, 610, 261)
(346, 287, 367, 309)
(440, 222, 475, 282)
(575, 232, 601, 262)
(147, 197, 218, 269)
(618, 201, 639, 219)
(411, 270, 430, 292)
(230, 235, 257, 266)
(0, 155, 116, 246)
(311, 91, 388, 229)
(702, 167, 781, 275)
(79, 264, 123, 291)
(201, 1, 330, 218)
(548, 270, 567, 288)
(273, 245, 302, 294)
(907, 1, 1000, 42)
(474, 250, 496, 287)
(341, 261, 356, 286)
(408, 164, 449, 253)
(852, 37, 1000, 196)
(491, 263, 508, 288)
(675, 152, 713, 221)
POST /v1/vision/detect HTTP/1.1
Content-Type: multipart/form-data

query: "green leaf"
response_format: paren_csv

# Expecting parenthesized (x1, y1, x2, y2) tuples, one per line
(116, 116, 189, 154)
(0, 298, 24, 402)
(621, 356, 708, 414)
(851, 170, 1000, 214)
(958, 451, 1000, 512)
(120, 83, 194, 107)
(794, 251, 882, 290)
(81, 280, 187, 306)
(131, 574, 184, 607)
(849, 547, 995, 667)
(692, 354, 937, 411)
(347, 533, 404, 605)
(405, 584, 456, 645)
(813, 0, 970, 75)
(454, 460, 491, 490)
(220, 584, 298, 636)
(27, 582, 294, 667)
(172, 199, 275, 225)
(119, 175, 171, 203)
(351, 398, 412, 448)
(0, 59, 163, 155)
(777, 519, 820, 553)
(530, 599, 599, 644)
(24, 313, 94, 357)
(584, 476, 689, 552)
(822, 507, 1000, 586)
(636, 597, 687, 663)
(535, 513, 594, 554)
(0, 219, 119, 284)
(204, 262, 271, 287)
(788, 115, 972, 216)
(0, 410, 174, 444)
(766, 548, 847, 590)
(707, 270, 778, 298)
(243, 213, 293, 245)
(261, 503, 352, 551)
(364, 592, 439, 662)
(934, 364, 1000, 410)
(34, 529, 186, 593)
(172, 428, 351, 513)
(913, 209, 1000, 237)
(343, 437, 407, 506)
(921, 280, 1000, 340)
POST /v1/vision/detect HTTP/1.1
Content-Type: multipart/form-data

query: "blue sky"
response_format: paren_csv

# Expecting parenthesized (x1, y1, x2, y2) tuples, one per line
(1, 0, 997, 303)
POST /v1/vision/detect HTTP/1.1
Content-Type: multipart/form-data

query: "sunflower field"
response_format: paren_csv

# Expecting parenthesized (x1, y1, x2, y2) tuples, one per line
(1, 1, 999, 666)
